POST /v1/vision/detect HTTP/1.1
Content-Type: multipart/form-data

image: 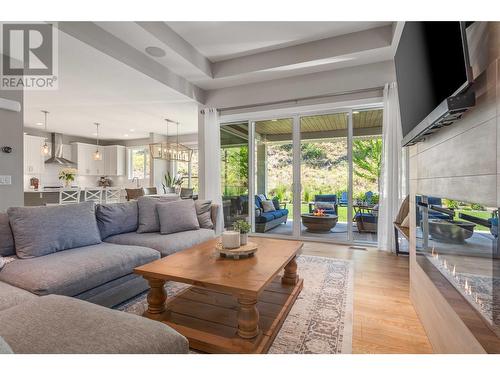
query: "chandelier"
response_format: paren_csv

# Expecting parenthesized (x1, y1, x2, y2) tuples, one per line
(149, 118, 193, 162)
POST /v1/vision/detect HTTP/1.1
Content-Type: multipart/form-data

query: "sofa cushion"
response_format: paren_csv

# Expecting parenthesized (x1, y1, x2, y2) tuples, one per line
(272, 209, 289, 219)
(7, 202, 102, 259)
(0, 213, 15, 257)
(0, 295, 188, 354)
(96, 201, 138, 239)
(157, 200, 200, 235)
(255, 212, 276, 224)
(354, 213, 378, 223)
(137, 195, 179, 233)
(0, 243, 160, 296)
(0, 336, 12, 354)
(105, 229, 215, 257)
(195, 199, 213, 229)
(0, 281, 38, 312)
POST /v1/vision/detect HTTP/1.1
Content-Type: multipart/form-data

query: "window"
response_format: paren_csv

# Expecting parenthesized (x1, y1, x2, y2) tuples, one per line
(176, 148, 199, 192)
(127, 146, 150, 180)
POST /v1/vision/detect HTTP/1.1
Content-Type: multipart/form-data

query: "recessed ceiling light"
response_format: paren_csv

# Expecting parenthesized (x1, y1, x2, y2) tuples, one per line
(92, 132, 98, 136)
(353, 111, 360, 114)
(129, 129, 135, 132)
(36, 122, 43, 126)
(271, 119, 278, 122)
(145, 46, 166, 58)
(124, 134, 129, 137)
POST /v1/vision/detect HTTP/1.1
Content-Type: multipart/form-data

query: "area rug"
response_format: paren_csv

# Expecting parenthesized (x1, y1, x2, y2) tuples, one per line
(117, 255, 354, 354)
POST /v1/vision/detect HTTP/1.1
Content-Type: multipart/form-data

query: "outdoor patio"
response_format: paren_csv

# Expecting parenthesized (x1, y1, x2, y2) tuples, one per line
(264, 220, 378, 243)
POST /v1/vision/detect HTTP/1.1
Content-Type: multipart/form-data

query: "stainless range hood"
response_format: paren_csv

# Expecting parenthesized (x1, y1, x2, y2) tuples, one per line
(45, 133, 76, 166)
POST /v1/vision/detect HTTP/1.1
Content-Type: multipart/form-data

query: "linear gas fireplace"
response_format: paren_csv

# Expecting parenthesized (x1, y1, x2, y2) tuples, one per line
(416, 195, 500, 350)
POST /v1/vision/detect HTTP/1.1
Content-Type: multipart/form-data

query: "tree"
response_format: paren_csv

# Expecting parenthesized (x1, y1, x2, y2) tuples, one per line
(352, 138, 382, 185)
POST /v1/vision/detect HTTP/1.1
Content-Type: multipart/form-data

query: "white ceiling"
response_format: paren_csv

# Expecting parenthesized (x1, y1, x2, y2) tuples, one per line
(166, 22, 391, 61)
(24, 29, 199, 141)
(24, 21, 398, 141)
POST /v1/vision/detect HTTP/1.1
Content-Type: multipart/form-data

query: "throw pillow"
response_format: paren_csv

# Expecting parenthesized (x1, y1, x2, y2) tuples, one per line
(7, 202, 102, 259)
(315, 202, 334, 210)
(261, 200, 276, 212)
(137, 195, 179, 233)
(96, 201, 138, 239)
(157, 200, 200, 235)
(0, 213, 15, 257)
(195, 199, 213, 229)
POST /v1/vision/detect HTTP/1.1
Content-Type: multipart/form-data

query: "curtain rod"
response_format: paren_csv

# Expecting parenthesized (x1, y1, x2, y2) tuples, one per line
(217, 86, 385, 113)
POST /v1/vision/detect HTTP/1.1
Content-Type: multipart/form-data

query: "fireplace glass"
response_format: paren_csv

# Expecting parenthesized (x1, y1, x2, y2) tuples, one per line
(416, 195, 499, 339)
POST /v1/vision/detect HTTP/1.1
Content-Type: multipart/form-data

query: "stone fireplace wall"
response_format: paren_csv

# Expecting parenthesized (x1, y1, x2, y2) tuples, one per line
(409, 22, 500, 353)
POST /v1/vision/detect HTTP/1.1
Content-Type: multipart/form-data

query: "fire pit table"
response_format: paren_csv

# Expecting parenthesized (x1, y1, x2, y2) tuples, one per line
(301, 213, 338, 233)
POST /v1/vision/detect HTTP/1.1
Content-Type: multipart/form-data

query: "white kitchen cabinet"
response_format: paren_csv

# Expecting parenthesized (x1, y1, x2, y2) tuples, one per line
(72, 143, 124, 176)
(24, 135, 46, 175)
(72, 142, 104, 176)
(104, 145, 126, 176)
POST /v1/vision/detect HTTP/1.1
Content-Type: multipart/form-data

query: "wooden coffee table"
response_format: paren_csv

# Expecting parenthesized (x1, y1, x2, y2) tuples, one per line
(134, 237, 303, 354)
(301, 213, 338, 233)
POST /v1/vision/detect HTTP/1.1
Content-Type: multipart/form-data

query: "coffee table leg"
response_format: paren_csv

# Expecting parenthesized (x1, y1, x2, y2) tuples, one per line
(143, 277, 168, 321)
(282, 256, 299, 285)
(237, 297, 260, 339)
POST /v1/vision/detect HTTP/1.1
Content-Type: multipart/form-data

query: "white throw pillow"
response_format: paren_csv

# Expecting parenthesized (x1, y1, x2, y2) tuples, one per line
(315, 202, 334, 210)
(261, 200, 276, 212)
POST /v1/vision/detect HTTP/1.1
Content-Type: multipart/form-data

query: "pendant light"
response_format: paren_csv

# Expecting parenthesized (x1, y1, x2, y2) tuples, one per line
(41, 110, 50, 155)
(93, 122, 101, 160)
(148, 118, 192, 162)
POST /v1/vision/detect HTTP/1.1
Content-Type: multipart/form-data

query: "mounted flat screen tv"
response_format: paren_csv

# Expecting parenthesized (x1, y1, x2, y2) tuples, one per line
(395, 22, 475, 146)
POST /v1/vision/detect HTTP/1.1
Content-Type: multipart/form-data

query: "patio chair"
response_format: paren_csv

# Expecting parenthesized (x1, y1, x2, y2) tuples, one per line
(354, 205, 378, 233)
(309, 194, 338, 215)
(365, 191, 374, 205)
(338, 191, 348, 206)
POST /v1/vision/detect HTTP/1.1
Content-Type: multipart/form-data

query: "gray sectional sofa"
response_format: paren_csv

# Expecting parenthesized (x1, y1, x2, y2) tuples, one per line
(0, 196, 218, 354)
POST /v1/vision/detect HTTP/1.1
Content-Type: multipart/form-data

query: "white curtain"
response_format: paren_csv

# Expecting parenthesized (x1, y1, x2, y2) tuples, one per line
(198, 108, 224, 234)
(377, 82, 407, 251)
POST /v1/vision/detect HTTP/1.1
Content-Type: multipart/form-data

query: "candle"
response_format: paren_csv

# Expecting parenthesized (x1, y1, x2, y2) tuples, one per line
(221, 231, 240, 249)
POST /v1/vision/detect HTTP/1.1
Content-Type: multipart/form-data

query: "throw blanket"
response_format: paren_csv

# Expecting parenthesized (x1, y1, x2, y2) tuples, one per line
(0, 256, 16, 271)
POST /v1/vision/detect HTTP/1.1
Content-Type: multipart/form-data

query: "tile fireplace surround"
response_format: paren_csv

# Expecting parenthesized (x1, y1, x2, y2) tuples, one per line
(409, 22, 500, 353)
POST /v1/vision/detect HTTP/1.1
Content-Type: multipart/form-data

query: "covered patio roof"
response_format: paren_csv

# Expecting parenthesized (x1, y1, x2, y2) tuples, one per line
(220, 109, 382, 147)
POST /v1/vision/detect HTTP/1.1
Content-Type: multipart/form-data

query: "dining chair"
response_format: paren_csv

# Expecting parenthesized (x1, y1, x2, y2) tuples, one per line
(84, 188, 103, 203)
(104, 187, 121, 203)
(180, 188, 194, 199)
(143, 187, 157, 195)
(59, 188, 81, 205)
(125, 188, 144, 201)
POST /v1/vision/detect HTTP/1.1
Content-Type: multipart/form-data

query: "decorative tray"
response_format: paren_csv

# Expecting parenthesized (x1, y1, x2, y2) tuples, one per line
(215, 241, 258, 259)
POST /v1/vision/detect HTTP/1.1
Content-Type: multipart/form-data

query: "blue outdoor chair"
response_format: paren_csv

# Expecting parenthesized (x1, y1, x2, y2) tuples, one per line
(338, 191, 348, 206)
(365, 191, 374, 205)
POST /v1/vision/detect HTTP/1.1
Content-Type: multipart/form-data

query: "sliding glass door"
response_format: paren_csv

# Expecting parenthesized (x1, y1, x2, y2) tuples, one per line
(299, 111, 351, 242)
(251, 118, 294, 237)
(220, 107, 382, 246)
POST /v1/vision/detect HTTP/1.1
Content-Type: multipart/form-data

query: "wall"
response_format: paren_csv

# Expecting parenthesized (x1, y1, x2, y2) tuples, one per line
(0, 88, 24, 211)
(409, 22, 499, 353)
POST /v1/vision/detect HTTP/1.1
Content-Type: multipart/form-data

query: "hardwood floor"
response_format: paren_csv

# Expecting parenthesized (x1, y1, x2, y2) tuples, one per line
(302, 241, 433, 354)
